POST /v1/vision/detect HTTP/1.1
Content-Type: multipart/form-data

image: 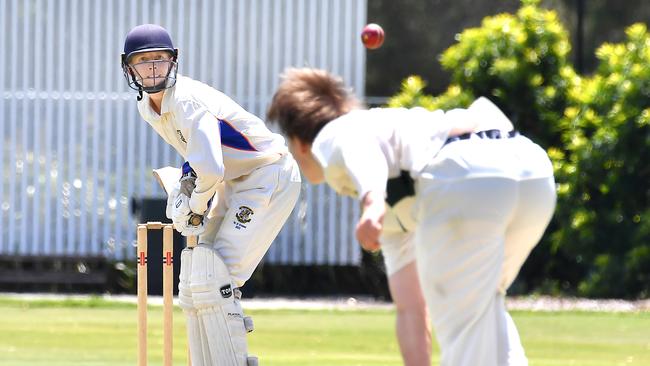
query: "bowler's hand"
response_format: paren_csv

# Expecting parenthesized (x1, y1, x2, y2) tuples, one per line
(356, 190, 385, 252)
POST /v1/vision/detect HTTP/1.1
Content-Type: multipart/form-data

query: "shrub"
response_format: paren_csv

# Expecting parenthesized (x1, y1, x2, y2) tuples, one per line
(441, 0, 574, 148)
(556, 23, 650, 298)
(388, 1, 650, 298)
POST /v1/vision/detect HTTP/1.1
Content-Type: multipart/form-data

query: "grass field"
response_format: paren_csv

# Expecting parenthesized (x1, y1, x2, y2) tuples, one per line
(0, 297, 648, 366)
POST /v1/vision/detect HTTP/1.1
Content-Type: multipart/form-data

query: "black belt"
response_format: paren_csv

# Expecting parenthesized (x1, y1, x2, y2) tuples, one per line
(386, 170, 414, 207)
(444, 129, 519, 146)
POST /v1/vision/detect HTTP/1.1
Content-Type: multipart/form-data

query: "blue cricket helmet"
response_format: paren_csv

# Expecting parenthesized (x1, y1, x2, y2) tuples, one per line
(121, 24, 179, 98)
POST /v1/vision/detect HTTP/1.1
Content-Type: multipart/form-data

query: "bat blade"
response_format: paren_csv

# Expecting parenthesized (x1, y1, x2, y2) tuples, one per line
(152, 166, 182, 194)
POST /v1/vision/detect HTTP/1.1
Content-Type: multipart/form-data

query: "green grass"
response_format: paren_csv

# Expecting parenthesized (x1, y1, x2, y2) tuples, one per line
(0, 297, 648, 366)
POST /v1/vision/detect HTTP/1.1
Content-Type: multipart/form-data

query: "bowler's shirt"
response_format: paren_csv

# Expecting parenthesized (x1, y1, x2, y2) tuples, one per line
(311, 100, 515, 232)
(311, 107, 452, 200)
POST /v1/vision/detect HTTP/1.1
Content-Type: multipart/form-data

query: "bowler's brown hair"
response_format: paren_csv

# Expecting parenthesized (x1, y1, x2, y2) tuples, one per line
(267, 68, 360, 144)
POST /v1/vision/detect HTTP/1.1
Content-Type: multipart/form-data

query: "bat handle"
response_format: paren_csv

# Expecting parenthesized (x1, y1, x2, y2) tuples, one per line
(188, 213, 203, 226)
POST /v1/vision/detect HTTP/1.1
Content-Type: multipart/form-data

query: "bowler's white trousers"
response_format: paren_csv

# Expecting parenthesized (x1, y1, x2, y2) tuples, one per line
(198, 154, 301, 287)
(414, 135, 556, 366)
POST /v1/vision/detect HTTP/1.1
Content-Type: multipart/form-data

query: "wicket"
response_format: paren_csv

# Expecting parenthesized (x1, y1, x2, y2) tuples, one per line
(137, 222, 197, 366)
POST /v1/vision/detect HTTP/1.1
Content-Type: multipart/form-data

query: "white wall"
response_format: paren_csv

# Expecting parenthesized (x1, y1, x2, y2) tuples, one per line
(0, 0, 367, 265)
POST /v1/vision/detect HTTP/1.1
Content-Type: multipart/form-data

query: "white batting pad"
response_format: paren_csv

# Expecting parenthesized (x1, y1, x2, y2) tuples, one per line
(178, 248, 194, 310)
(190, 246, 256, 365)
(178, 248, 208, 366)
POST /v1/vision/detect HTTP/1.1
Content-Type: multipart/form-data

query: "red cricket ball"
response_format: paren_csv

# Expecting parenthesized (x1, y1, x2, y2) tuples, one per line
(361, 23, 385, 50)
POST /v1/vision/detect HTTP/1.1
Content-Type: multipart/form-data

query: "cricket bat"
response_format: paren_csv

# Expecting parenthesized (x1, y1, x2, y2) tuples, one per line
(153, 166, 182, 195)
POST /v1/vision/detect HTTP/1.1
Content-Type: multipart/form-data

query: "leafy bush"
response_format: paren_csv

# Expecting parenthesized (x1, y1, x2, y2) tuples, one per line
(387, 76, 473, 111)
(388, 1, 650, 298)
(554, 23, 650, 298)
(391, 0, 574, 149)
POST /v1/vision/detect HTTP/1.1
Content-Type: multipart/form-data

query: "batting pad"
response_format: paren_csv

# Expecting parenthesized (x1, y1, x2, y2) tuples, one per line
(178, 248, 194, 310)
(178, 248, 209, 365)
(190, 246, 257, 365)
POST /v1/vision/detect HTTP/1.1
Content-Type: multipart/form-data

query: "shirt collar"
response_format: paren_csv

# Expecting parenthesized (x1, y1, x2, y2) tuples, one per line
(160, 73, 182, 114)
(160, 85, 173, 114)
(137, 85, 173, 122)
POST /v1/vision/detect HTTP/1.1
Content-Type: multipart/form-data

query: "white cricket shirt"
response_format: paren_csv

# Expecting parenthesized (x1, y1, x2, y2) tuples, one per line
(311, 107, 452, 200)
(137, 75, 287, 212)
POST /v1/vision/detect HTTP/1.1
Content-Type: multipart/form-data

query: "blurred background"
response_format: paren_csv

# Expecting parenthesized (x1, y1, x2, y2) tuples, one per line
(0, 0, 648, 301)
(366, 0, 650, 96)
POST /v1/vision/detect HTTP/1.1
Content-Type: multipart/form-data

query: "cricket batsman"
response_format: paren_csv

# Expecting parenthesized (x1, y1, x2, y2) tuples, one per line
(267, 68, 556, 366)
(121, 24, 301, 365)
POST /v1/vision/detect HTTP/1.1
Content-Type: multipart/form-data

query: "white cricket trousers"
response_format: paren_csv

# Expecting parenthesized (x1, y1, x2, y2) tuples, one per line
(198, 154, 301, 287)
(415, 135, 556, 366)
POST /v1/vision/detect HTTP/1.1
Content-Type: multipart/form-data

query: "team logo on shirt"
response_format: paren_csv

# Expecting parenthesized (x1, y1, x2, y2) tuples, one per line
(176, 130, 187, 143)
(236, 206, 254, 224)
(234, 206, 254, 230)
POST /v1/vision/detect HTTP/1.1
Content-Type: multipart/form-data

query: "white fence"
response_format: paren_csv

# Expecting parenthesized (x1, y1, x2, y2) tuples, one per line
(0, 0, 366, 265)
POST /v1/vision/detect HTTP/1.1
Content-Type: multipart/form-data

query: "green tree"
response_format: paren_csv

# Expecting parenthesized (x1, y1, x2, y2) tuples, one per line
(439, 0, 575, 149)
(389, 0, 650, 298)
(366, 0, 521, 97)
(553, 23, 650, 298)
(387, 76, 473, 111)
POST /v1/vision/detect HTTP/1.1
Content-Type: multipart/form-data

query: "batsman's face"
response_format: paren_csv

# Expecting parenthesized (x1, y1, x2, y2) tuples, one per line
(288, 137, 325, 184)
(128, 51, 173, 88)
